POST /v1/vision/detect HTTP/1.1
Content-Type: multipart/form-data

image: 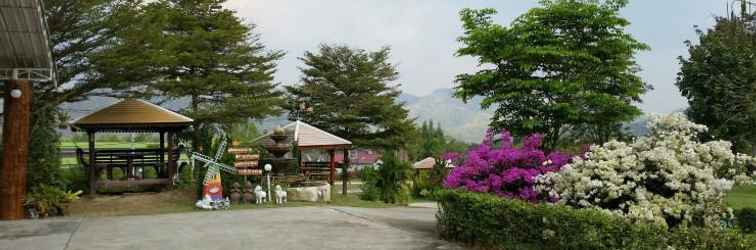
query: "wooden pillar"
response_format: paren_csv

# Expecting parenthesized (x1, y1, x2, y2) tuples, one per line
(167, 132, 176, 181)
(0, 79, 32, 220)
(328, 149, 335, 186)
(88, 131, 97, 195)
(159, 131, 165, 177)
(342, 148, 349, 195)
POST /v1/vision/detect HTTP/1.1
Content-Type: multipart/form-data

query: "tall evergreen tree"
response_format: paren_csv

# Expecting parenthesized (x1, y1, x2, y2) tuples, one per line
(285, 44, 414, 149)
(93, 0, 285, 150)
(454, 0, 649, 150)
(676, 11, 756, 154)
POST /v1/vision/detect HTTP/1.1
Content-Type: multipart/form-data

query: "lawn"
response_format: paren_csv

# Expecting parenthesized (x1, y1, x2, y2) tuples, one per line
(726, 185, 756, 210)
(66, 185, 394, 218)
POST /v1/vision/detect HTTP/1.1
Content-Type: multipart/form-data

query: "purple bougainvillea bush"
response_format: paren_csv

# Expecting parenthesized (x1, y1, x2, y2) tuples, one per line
(444, 130, 570, 202)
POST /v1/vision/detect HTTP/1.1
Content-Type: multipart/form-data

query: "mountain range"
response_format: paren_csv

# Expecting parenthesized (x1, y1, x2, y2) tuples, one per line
(60, 88, 492, 142)
(60, 88, 659, 143)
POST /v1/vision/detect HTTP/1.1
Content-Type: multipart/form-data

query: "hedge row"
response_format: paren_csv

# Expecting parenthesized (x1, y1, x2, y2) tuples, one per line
(436, 190, 754, 250)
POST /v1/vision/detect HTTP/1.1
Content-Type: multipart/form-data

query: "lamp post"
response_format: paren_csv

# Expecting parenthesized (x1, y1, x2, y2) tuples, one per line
(264, 164, 272, 203)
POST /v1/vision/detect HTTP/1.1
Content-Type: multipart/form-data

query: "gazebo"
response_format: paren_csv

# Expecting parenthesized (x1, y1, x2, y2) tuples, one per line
(255, 121, 352, 193)
(71, 99, 193, 194)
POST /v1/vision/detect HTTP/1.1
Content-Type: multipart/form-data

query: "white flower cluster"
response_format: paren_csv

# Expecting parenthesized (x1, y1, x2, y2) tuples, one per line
(536, 114, 755, 228)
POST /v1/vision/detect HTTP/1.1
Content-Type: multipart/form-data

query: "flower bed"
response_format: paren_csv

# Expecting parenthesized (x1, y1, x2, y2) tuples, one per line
(444, 130, 569, 202)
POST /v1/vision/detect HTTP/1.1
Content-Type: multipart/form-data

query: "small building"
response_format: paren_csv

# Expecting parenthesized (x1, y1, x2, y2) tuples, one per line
(255, 120, 352, 186)
(71, 99, 193, 194)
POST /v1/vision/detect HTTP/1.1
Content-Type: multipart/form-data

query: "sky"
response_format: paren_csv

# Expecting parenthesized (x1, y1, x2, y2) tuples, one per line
(225, 0, 737, 114)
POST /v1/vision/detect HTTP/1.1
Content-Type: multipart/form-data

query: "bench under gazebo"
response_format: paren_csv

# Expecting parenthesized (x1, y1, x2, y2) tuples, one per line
(71, 99, 193, 194)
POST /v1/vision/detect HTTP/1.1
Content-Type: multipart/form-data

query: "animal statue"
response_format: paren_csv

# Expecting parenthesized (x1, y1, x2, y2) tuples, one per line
(242, 181, 254, 203)
(274, 185, 287, 204)
(254, 185, 267, 204)
(317, 187, 327, 202)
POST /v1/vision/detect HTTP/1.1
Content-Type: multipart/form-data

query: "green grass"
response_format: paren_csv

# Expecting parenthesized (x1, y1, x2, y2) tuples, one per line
(726, 185, 756, 210)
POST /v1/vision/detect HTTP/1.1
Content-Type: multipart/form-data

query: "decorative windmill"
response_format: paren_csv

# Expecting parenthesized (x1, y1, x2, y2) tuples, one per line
(190, 130, 263, 209)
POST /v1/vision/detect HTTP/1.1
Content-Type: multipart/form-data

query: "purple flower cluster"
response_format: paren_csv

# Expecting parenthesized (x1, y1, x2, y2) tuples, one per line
(444, 129, 570, 202)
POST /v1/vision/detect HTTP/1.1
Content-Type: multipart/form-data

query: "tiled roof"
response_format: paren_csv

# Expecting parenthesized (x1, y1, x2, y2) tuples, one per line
(413, 157, 436, 169)
(255, 120, 351, 148)
(72, 99, 193, 131)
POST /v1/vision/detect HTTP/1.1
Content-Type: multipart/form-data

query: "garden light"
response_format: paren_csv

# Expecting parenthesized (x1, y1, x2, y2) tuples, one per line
(10, 88, 21, 98)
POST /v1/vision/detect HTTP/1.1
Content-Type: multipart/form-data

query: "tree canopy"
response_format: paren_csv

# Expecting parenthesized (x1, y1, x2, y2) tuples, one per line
(92, 0, 285, 149)
(454, 0, 649, 150)
(676, 13, 756, 154)
(284, 44, 414, 149)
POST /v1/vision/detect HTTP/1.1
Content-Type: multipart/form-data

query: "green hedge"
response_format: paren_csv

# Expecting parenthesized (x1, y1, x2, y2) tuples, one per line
(436, 190, 754, 250)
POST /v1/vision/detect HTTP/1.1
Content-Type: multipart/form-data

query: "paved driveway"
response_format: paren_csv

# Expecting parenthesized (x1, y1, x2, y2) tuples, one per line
(0, 206, 462, 250)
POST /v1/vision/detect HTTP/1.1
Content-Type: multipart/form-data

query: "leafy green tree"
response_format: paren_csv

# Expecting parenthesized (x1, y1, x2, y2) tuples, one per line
(285, 44, 414, 149)
(359, 151, 411, 204)
(92, 0, 285, 150)
(676, 14, 756, 154)
(454, 0, 650, 150)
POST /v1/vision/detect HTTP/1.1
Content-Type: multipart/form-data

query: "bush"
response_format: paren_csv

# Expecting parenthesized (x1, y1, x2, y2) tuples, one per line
(359, 151, 411, 204)
(445, 130, 569, 202)
(537, 114, 754, 228)
(735, 208, 756, 233)
(436, 190, 754, 250)
(24, 184, 82, 218)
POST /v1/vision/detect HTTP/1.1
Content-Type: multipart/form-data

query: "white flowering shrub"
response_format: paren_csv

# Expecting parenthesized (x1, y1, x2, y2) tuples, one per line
(536, 114, 755, 228)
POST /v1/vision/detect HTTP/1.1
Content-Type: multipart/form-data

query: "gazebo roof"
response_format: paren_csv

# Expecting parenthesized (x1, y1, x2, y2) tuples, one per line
(72, 99, 193, 132)
(255, 120, 351, 149)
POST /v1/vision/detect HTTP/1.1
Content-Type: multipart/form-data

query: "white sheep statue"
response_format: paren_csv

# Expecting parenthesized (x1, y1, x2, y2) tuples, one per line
(254, 185, 267, 204)
(274, 185, 287, 204)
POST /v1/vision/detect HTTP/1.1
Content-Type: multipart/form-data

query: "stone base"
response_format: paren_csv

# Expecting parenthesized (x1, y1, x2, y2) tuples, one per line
(287, 183, 331, 202)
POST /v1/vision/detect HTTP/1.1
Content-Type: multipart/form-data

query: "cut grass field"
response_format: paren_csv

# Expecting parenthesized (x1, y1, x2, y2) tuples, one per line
(726, 185, 756, 210)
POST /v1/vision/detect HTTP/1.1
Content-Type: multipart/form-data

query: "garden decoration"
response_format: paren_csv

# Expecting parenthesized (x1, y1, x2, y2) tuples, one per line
(254, 185, 267, 204)
(274, 185, 287, 204)
(189, 130, 235, 209)
(242, 181, 254, 203)
(229, 182, 241, 204)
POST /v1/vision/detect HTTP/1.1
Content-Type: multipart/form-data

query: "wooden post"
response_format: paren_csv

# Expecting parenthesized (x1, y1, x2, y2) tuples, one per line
(328, 149, 335, 186)
(167, 132, 175, 182)
(342, 148, 349, 195)
(0, 80, 32, 220)
(88, 131, 97, 195)
(159, 131, 165, 177)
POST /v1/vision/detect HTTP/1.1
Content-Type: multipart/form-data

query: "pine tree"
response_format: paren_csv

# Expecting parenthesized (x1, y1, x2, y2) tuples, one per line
(285, 44, 414, 149)
(92, 0, 285, 150)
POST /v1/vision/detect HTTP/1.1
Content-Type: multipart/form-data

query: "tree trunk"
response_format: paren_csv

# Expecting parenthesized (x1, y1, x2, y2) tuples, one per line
(0, 80, 32, 220)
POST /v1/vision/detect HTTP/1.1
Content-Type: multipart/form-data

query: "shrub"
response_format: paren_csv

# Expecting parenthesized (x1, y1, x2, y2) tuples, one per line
(24, 184, 82, 218)
(436, 190, 754, 250)
(735, 208, 756, 233)
(444, 130, 569, 202)
(359, 151, 411, 204)
(537, 114, 754, 228)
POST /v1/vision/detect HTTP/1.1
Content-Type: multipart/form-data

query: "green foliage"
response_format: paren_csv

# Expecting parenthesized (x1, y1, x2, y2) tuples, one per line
(24, 184, 82, 218)
(676, 15, 756, 154)
(92, 0, 285, 150)
(359, 151, 412, 204)
(454, 0, 649, 150)
(735, 208, 756, 233)
(407, 120, 469, 161)
(285, 44, 415, 149)
(27, 96, 64, 189)
(436, 190, 754, 250)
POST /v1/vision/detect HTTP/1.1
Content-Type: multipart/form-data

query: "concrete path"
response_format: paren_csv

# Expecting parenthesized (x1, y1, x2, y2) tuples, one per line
(0, 206, 462, 250)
